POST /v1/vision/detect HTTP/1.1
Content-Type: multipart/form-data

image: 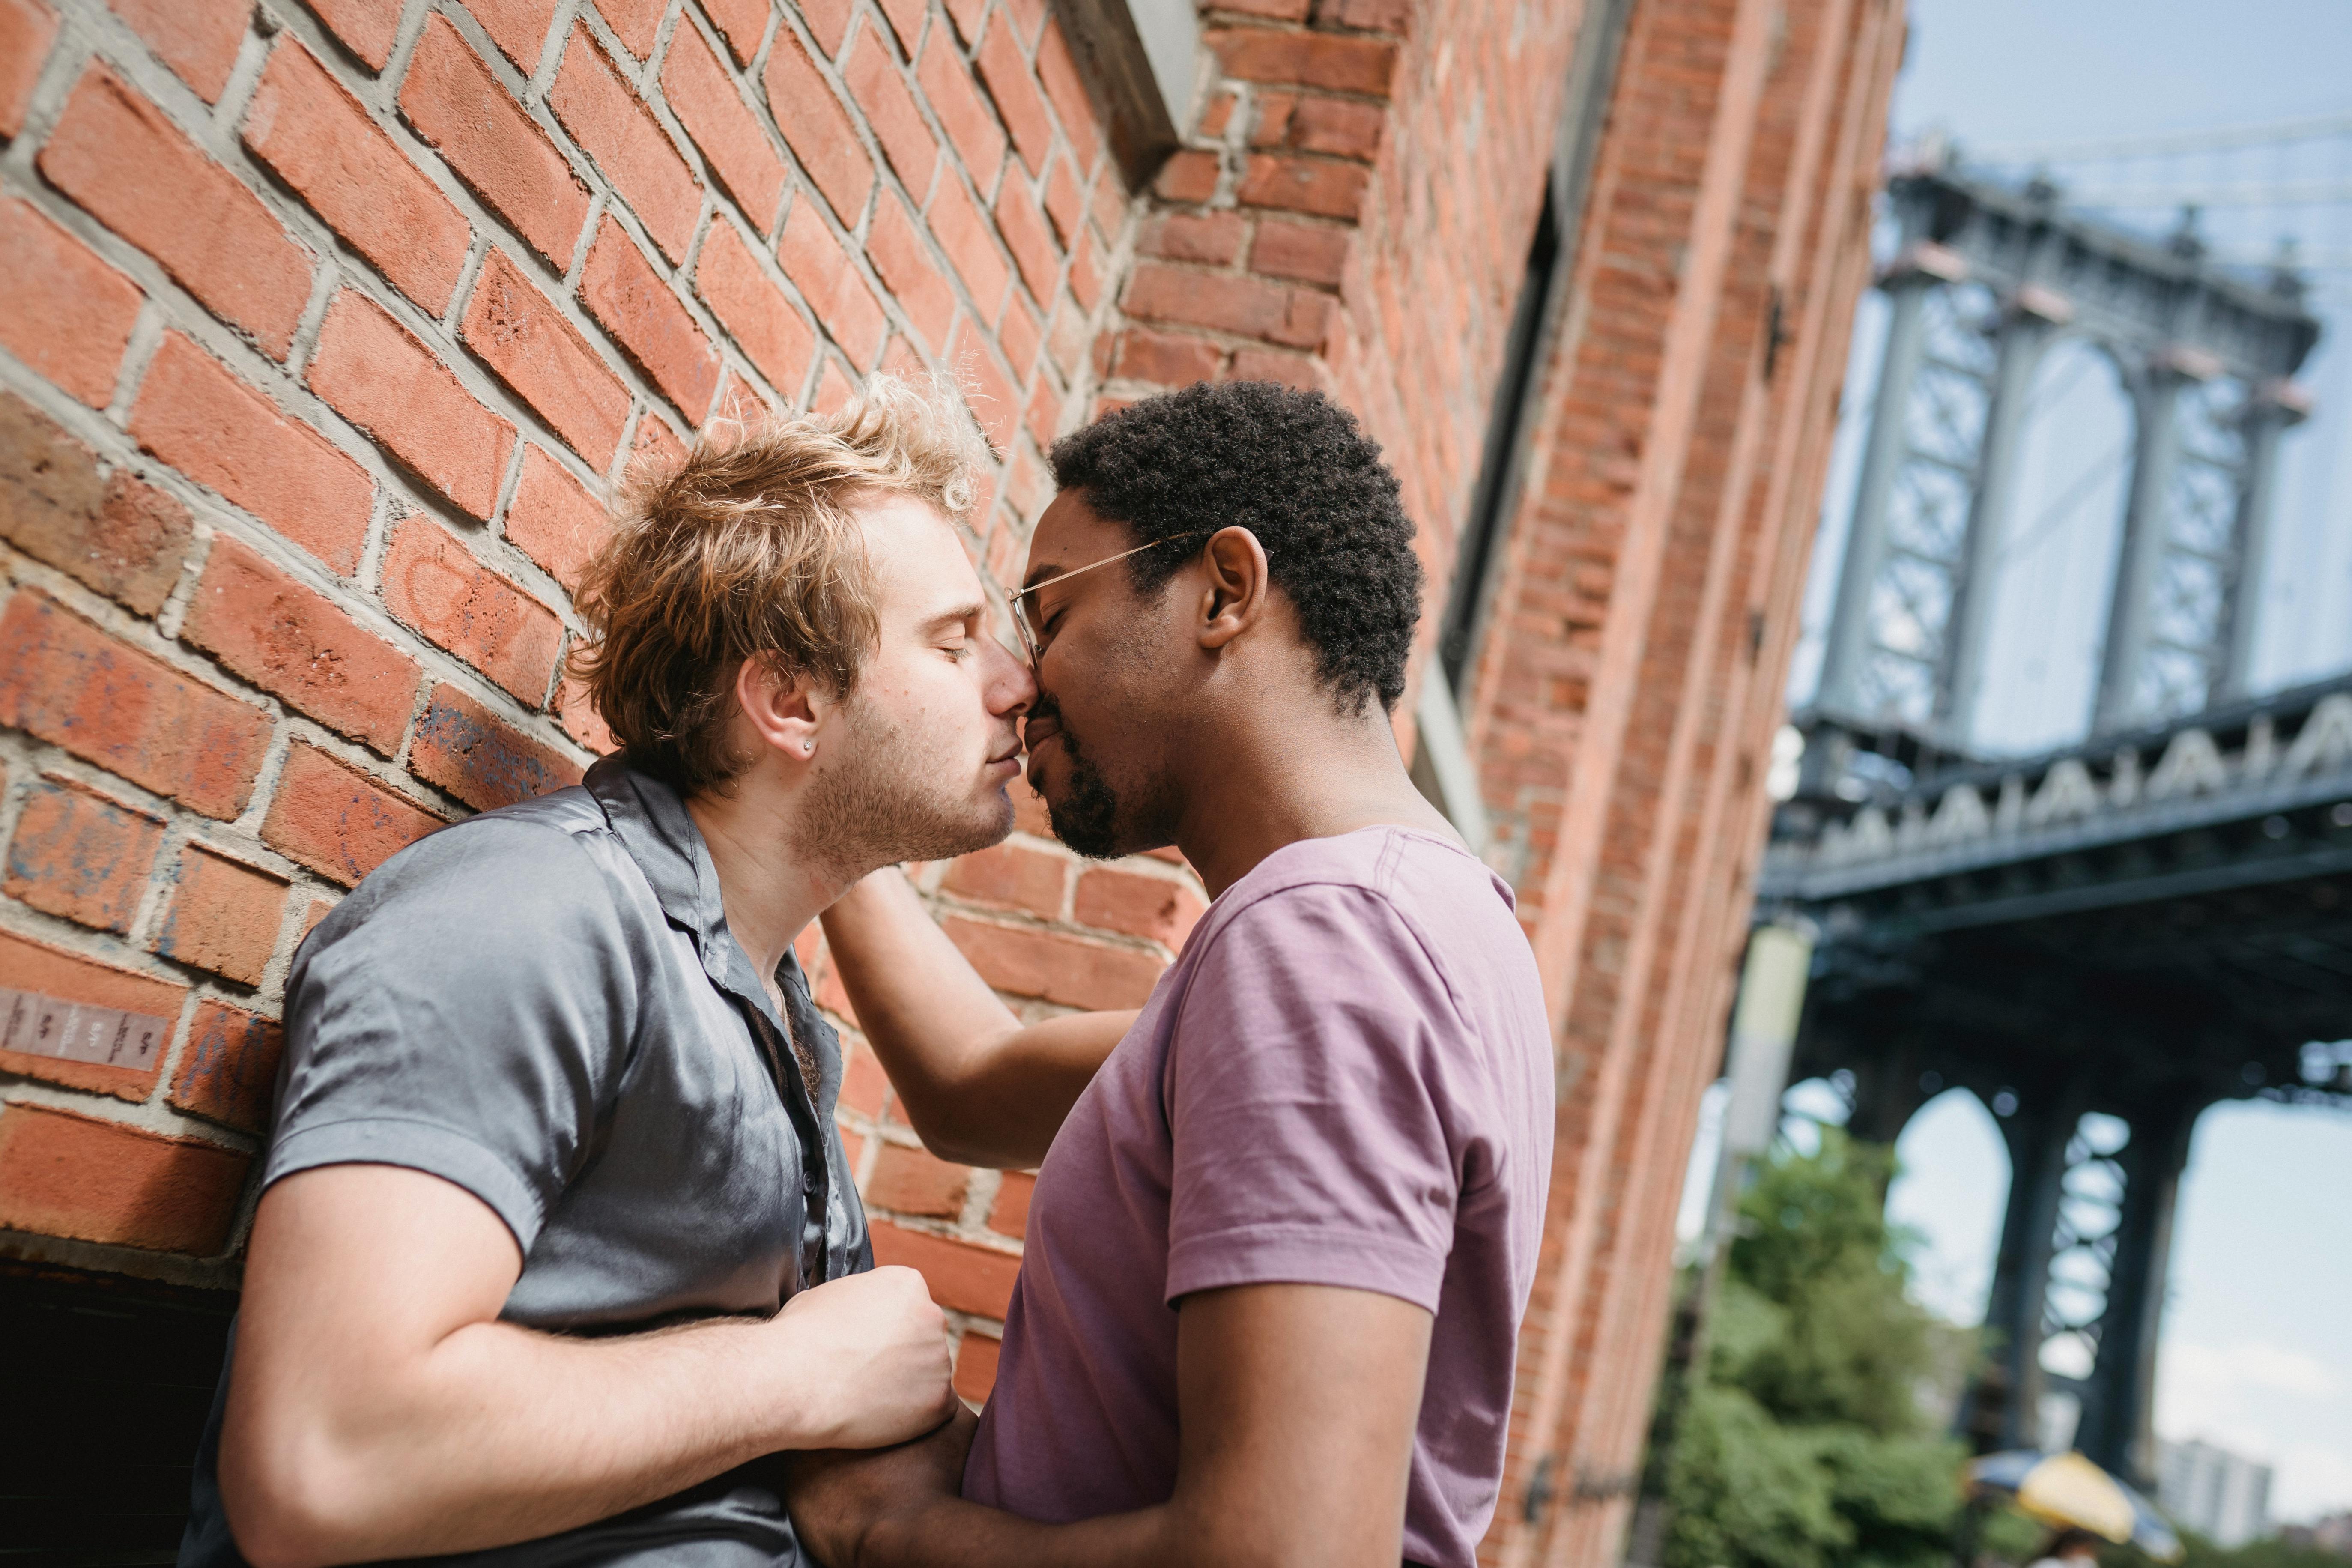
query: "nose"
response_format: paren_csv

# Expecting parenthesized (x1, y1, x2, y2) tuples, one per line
(985, 629, 1036, 718)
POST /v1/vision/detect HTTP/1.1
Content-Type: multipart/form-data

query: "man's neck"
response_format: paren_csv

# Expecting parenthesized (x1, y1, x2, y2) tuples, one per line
(1170, 696, 1455, 900)
(683, 771, 852, 1001)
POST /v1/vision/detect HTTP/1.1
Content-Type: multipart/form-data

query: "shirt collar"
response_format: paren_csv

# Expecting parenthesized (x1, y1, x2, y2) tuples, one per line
(583, 755, 824, 1045)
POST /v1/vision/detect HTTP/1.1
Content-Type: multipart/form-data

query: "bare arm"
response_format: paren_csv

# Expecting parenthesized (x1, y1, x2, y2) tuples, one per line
(820, 867, 1134, 1168)
(785, 1282, 1433, 1568)
(221, 1165, 958, 1568)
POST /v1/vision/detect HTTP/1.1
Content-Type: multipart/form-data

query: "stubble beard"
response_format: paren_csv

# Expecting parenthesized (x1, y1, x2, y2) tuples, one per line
(795, 696, 1013, 882)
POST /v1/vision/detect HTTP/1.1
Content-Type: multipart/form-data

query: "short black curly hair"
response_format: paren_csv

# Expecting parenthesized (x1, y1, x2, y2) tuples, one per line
(1047, 381, 1422, 713)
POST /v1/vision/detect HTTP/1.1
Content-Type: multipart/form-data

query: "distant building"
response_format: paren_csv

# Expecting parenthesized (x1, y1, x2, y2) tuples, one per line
(2157, 1438, 2275, 1548)
(2281, 1512, 2352, 1558)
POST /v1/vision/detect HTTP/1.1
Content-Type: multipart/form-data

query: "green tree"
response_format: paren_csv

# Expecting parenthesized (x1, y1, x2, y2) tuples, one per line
(1660, 1128, 1968, 1568)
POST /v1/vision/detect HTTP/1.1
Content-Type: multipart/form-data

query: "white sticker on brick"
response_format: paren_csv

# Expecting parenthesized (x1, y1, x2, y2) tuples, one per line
(0, 988, 170, 1069)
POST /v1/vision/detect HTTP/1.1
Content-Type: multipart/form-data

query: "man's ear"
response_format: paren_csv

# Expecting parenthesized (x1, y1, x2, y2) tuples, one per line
(733, 655, 830, 764)
(1196, 526, 1270, 652)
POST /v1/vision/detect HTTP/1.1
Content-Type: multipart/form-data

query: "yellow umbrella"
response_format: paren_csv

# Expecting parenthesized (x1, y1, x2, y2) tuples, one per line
(1967, 1450, 2183, 1562)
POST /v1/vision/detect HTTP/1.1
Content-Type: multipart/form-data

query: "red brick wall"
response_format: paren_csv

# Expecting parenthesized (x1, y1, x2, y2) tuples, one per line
(0, 0, 1896, 1559)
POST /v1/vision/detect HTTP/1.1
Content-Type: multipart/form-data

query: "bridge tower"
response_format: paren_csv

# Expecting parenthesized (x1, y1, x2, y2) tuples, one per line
(1815, 155, 2318, 747)
(1778, 155, 2328, 1483)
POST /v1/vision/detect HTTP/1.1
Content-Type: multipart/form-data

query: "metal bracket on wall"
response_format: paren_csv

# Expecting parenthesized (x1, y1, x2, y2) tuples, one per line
(1050, 0, 1200, 190)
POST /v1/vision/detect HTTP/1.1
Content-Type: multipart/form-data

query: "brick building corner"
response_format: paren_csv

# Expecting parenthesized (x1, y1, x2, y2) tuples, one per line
(0, 0, 1899, 1559)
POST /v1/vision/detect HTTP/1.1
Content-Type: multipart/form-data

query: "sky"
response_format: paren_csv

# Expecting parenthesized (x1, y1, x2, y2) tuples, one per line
(1688, 0, 2352, 1526)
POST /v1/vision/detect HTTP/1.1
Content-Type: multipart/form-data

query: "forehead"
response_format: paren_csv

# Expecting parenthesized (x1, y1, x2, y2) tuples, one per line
(857, 491, 982, 615)
(1024, 490, 1131, 586)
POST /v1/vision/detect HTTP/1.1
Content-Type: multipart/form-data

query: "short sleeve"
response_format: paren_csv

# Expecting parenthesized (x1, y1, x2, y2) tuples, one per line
(1163, 885, 1463, 1313)
(264, 818, 643, 1254)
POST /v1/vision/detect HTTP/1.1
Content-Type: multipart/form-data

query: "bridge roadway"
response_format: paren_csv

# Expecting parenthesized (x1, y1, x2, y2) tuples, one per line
(1758, 671, 2352, 1481)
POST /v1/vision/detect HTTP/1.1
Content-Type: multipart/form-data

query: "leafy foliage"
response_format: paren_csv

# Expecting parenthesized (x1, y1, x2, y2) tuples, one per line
(1659, 1128, 1969, 1568)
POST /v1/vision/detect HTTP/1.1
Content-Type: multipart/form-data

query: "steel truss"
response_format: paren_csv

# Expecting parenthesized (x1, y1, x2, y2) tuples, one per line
(1816, 160, 2319, 749)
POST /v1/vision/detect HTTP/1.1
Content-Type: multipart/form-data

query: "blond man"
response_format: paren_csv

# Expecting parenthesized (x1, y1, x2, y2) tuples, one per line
(182, 381, 1034, 1568)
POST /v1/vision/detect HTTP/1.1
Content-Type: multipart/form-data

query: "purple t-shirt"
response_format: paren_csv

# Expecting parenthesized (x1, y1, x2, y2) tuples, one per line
(963, 827, 1555, 1568)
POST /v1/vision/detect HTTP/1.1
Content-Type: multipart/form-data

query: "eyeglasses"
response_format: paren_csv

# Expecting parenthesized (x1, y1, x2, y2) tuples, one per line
(1007, 533, 1204, 667)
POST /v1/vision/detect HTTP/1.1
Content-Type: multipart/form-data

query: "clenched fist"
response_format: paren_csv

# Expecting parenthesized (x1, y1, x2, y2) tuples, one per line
(770, 1266, 958, 1450)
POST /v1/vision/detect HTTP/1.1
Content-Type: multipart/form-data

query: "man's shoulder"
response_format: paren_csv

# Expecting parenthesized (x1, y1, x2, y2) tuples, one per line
(313, 785, 643, 949)
(1200, 828, 1514, 950)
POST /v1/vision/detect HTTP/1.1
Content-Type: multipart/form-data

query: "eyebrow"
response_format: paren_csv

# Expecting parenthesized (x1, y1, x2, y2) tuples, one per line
(1019, 563, 1063, 594)
(922, 601, 988, 635)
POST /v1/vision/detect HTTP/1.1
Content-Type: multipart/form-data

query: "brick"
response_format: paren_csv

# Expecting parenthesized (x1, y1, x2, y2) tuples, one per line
(261, 740, 441, 885)
(1074, 866, 1204, 947)
(987, 1169, 1032, 1239)
(1218, 0, 1310, 15)
(801, 0, 854, 56)
(1238, 153, 1368, 220)
(548, 24, 702, 264)
(994, 170, 1059, 305)
(399, 14, 590, 268)
(464, 0, 560, 71)
(1041, 156, 1084, 248)
(697, 218, 817, 400)
(939, 916, 1162, 1009)
(1, 199, 137, 408)
(382, 518, 565, 704)
(182, 536, 420, 755)
(410, 684, 581, 809)
(39, 67, 313, 358)
(504, 445, 608, 594)
(302, 0, 400, 70)
(875, 0, 923, 55)
(810, 355, 855, 415)
(581, 218, 722, 423)
(155, 842, 288, 985)
(1251, 218, 1350, 287)
(129, 333, 373, 576)
(779, 200, 887, 368)
(1312, 0, 1412, 33)
(308, 289, 516, 521)
(1139, 210, 1243, 266)
(866, 1141, 969, 1217)
(1228, 347, 1320, 390)
(1279, 95, 1384, 159)
(1204, 29, 1398, 96)
(1000, 0, 1045, 46)
(1198, 90, 1237, 138)
(929, 173, 1011, 321)
(591, 0, 663, 54)
(757, 26, 869, 228)
(842, 25, 937, 198)
(1032, 20, 1098, 174)
(0, 591, 269, 820)
(109, 0, 249, 104)
(555, 673, 617, 754)
(942, 841, 1066, 916)
(0, 393, 191, 615)
(0, 927, 184, 1100)
(664, 21, 788, 232)
(939, 317, 1011, 452)
(866, 193, 955, 354)
(941, 0, 981, 46)
(868, 1219, 1018, 1317)
(168, 1000, 283, 1132)
(973, 17, 1052, 176)
(952, 1330, 1000, 1401)
(1123, 262, 1334, 350)
(1000, 293, 1042, 379)
(837, 1037, 888, 1115)
(629, 406, 689, 474)
(4, 776, 164, 934)
(916, 30, 1006, 196)
(1020, 373, 1058, 454)
(462, 247, 631, 470)
(1151, 149, 1219, 204)
(703, 0, 771, 62)
(0, 1102, 250, 1254)
(0, 0, 60, 137)
(244, 40, 472, 315)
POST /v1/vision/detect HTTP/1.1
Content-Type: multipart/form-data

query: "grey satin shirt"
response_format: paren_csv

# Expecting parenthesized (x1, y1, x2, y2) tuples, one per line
(181, 755, 871, 1568)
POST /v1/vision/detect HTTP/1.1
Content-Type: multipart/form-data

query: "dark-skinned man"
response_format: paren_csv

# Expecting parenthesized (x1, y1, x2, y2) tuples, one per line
(788, 381, 1555, 1568)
